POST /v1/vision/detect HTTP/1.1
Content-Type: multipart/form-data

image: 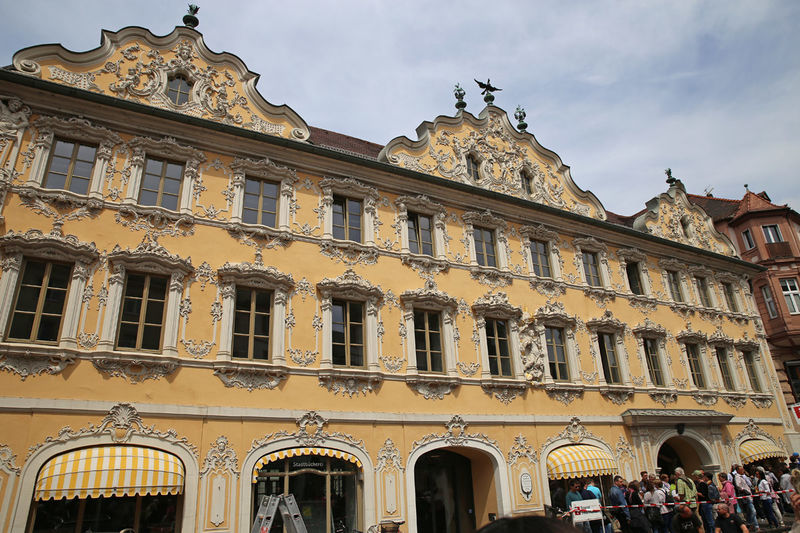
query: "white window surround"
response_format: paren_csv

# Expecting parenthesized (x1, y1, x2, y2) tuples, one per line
(25, 115, 123, 199)
(471, 292, 523, 381)
(215, 262, 294, 365)
(400, 280, 459, 378)
(676, 330, 711, 390)
(573, 236, 611, 289)
(317, 269, 382, 373)
(122, 136, 206, 216)
(659, 258, 690, 305)
(734, 339, 764, 394)
(229, 157, 297, 232)
(632, 319, 671, 389)
(585, 311, 631, 387)
(530, 302, 579, 385)
(715, 273, 744, 314)
(617, 248, 652, 296)
(781, 278, 800, 315)
(762, 224, 783, 244)
(519, 224, 562, 280)
(395, 195, 447, 260)
(0, 229, 99, 350)
(98, 241, 193, 356)
(462, 210, 509, 270)
(742, 229, 755, 250)
(687, 265, 719, 309)
(707, 328, 739, 392)
(320, 177, 379, 246)
(762, 285, 778, 319)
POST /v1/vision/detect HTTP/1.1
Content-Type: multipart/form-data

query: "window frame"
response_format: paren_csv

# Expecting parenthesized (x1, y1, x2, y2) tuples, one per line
(720, 281, 739, 313)
(574, 237, 610, 290)
(138, 156, 185, 211)
(484, 317, 513, 378)
(231, 286, 272, 361)
(395, 195, 447, 261)
(115, 272, 169, 352)
(545, 325, 570, 382)
(321, 177, 379, 247)
(465, 153, 481, 182)
(331, 195, 363, 243)
(785, 361, 800, 402)
(762, 224, 783, 244)
(694, 275, 713, 307)
(666, 270, 685, 303)
(714, 345, 735, 391)
(762, 284, 779, 318)
(166, 74, 193, 105)
(230, 156, 297, 232)
(5, 258, 72, 345)
(741, 349, 762, 393)
(42, 138, 98, 195)
(241, 177, 280, 228)
(407, 211, 435, 257)
(412, 309, 445, 373)
(597, 332, 623, 385)
(780, 278, 800, 315)
(472, 293, 523, 382)
(463, 210, 508, 271)
(643, 337, 665, 388)
(473, 226, 497, 268)
(742, 229, 755, 250)
(582, 251, 602, 287)
(331, 299, 366, 369)
(684, 342, 707, 390)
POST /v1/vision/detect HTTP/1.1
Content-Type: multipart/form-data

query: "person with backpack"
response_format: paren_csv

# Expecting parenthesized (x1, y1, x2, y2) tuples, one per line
(675, 468, 698, 512)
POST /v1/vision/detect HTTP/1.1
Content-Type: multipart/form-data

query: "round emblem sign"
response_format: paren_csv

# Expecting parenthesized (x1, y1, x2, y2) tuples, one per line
(520, 472, 532, 495)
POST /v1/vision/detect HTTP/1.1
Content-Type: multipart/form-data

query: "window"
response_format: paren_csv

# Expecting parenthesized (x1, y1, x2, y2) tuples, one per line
(530, 240, 552, 278)
(521, 169, 533, 195)
(407, 212, 434, 256)
(6, 259, 71, 343)
(695, 276, 712, 307)
(473, 227, 497, 267)
(167, 75, 192, 105)
(242, 178, 279, 227)
(667, 270, 684, 302)
(626, 262, 643, 295)
(742, 229, 755, 250)
(545, 326, 569, 381)
(139, 157, 183, 210)
(332, 195, 362, 242)
(762, 285, 778, 318)
(721, 282, 739, 313)
(116, 273, 168, 351)
(643, 338, 664, 387)
(598, 333, 621, 384)
(762, 224, 783, 244)
(43, 139, 97, 195)
(582, 252, 602, 287)
(414, 310, 443, 372)
(331, 300, 364, 367)
(742, 351, 761, 393)
(485, 318, 512, 377)
(785, 361, 800, 402)
(780, 278, 800, 314)
(685, 343, 706, 389)
(466, 154, 480, 181)
(232, 287, 271, 360)
(715, 346, 734, 391)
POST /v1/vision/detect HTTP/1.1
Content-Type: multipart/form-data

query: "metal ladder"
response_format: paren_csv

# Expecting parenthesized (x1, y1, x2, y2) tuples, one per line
(250, 494, 308, 533)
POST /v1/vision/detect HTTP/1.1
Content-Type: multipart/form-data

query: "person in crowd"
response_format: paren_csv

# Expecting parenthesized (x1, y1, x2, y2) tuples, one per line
(580, 479, 603, 533)
(754, 469, 779, 528)
(789, 453, 799, 471)
(585, 478, 602, 501)
(552, 481, 568, 512)
(567, 479, 584, 509)
(733, 464, 759, 532)
(779, 466, 793, 513)
(611, 475, 632, 533)
(675, 468, 698, 512)
(628, 481, 652, 533)
(672, 503, 704, 533)
(659, 476, 676, 533)
(718, 472, 736, 511)
(644, 480, 667, 533)
(714, 503, 747, 533)
(477, 515, 583, 533)
(694, 470, 714, 533)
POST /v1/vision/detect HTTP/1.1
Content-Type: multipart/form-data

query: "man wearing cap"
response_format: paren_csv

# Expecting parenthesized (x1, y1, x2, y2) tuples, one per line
(672, 503, 704, 533)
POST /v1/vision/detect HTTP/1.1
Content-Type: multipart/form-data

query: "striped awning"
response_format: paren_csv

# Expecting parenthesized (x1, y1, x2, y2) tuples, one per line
(252, 448, 362, 482)
(739, 439, 786, 464)
(35, 446, 184, 501)
(547, 444, 619, 480)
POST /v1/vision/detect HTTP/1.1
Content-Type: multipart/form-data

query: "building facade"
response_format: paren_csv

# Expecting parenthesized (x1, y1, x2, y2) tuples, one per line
(0, 23, 796, 533)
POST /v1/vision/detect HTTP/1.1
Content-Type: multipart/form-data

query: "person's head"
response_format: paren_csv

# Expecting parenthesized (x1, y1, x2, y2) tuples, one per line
(477, 515, 583, 533)
(755, 469, 765, 480)
(717, 503, 730, 517)
(641, 471, 648, 479)
(629, 480, 639, 492)
(718, 472, 727, 483)
(677, 504, 693, 518)
(645, 480, 655, 492)
(674, 466, 685, 477)
(569, 479, 581, 492)
(702, 472, 714, 483)
(660, 473, 669, 483)
(735, 464, 745, 474)
(614, 475, 625, 487)
(691, 469, 703, 480)
(655, 479, 663, 489)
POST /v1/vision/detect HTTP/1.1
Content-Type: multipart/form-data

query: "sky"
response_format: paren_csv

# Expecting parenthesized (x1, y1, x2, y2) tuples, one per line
(1, 1, 799, 216)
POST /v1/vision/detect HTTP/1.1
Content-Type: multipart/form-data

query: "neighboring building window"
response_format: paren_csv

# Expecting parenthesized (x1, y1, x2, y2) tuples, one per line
(520, 169, 533, 195)
(473, 227, 497, 267)
(331, 299, 364, 368)
(667, 270, 684, 303)
(695, 276, 712, 307)
(407, 212, 434, 256)
(785, 361, 800, 402)
(685, 343, 706, 389)
(643, 338, 664, 387)
(598, 333, 621, 384)
(626, 262, 643, 295)
(742, 350, 762, 393)
(43, 139, 97, 195)
(762, 224, 783, 243)
(762, 285, 778, 318)
(780, 278, 800, 314)
(466, 154, 480, 181)
(116, 273, 168, 351)
(139, 157, 183, 210)
(167, 75, 192, 105)
(715, 346, 734, 391)
(545, 326, 569, 381)
(530, 240, 552, 278)
(6, 259, 71, 343)
(242, 178, 279, 227)
(332, 195, 362, 242)
(721, 282, 739, 313)
(414, 310, 443, 373)
(742, 229, 755, 250)
(232, 287, 271, 360)
(582, 252, 602, 287)
(485, 318, 512, 377)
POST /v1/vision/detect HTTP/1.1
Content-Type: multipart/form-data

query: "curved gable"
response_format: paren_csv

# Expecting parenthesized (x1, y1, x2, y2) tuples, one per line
(378, 106, 606, 220)
(634, 182, 737, 256)
(12, 26, 310, 141)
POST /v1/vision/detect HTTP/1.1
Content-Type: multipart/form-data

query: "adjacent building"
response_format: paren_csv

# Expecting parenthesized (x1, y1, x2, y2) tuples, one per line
(0, 20, 796, 533)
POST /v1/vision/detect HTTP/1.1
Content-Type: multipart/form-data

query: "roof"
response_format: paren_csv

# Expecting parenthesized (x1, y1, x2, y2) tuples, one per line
(686, 194, 740, 222)
(308, 126, 383, 160)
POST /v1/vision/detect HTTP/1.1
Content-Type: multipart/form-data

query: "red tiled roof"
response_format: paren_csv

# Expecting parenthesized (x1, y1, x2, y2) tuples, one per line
(604, 210, 638, 227)
(685, 194, 740, 222)
(308, 126, 383, 160)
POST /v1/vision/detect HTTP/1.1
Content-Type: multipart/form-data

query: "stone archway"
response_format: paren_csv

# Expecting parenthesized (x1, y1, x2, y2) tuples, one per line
(655, 432, 717, 475)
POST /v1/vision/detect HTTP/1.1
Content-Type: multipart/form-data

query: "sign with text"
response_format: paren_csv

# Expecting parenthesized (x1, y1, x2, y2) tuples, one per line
(571, 499, 602, 523)
(791, 403, 800, 424)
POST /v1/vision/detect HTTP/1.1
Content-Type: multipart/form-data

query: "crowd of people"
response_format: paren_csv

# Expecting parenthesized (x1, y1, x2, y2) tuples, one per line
(550, 457, 800, 533)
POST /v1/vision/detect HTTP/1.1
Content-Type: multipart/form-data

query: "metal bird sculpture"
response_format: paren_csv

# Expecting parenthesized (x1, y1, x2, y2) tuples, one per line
(475, 79, 502, 95)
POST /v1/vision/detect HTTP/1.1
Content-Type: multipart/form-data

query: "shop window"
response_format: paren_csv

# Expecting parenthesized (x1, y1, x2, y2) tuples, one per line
(6, 259, 71, 343)
(242, 177, 279, 227)
(43, 139, 97, 195)
(233, 287, 271, 360)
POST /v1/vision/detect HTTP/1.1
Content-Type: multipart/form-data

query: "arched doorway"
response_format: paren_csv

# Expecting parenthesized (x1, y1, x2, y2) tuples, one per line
(414, 448, 498, 533)
(656, 436, 710, 475)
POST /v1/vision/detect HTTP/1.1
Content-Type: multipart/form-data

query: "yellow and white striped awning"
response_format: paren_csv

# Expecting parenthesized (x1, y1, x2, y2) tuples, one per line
(739, 439, 786, 464)
(35, 446, 184, 501)
(252, 448, 362, 482)
(547, 444, 619, 480)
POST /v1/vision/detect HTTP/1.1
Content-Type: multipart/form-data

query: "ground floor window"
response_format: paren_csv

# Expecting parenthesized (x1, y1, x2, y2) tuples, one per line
(29, 493, 180, 533)
(253, 454, 361, 533)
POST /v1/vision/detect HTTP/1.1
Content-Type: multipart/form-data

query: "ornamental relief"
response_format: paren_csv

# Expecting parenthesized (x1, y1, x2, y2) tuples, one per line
(249, 411, 365, 452)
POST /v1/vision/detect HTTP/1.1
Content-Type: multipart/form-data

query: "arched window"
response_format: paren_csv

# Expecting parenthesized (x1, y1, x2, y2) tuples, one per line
(466, 154, 480, 182)
(167, 75, 192, 105)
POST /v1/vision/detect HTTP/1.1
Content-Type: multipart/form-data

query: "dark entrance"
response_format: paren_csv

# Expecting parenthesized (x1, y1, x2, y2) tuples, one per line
(657, 441, 682, 476)
(415, 449, 477, 533)
(656, 436, 704, 475)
